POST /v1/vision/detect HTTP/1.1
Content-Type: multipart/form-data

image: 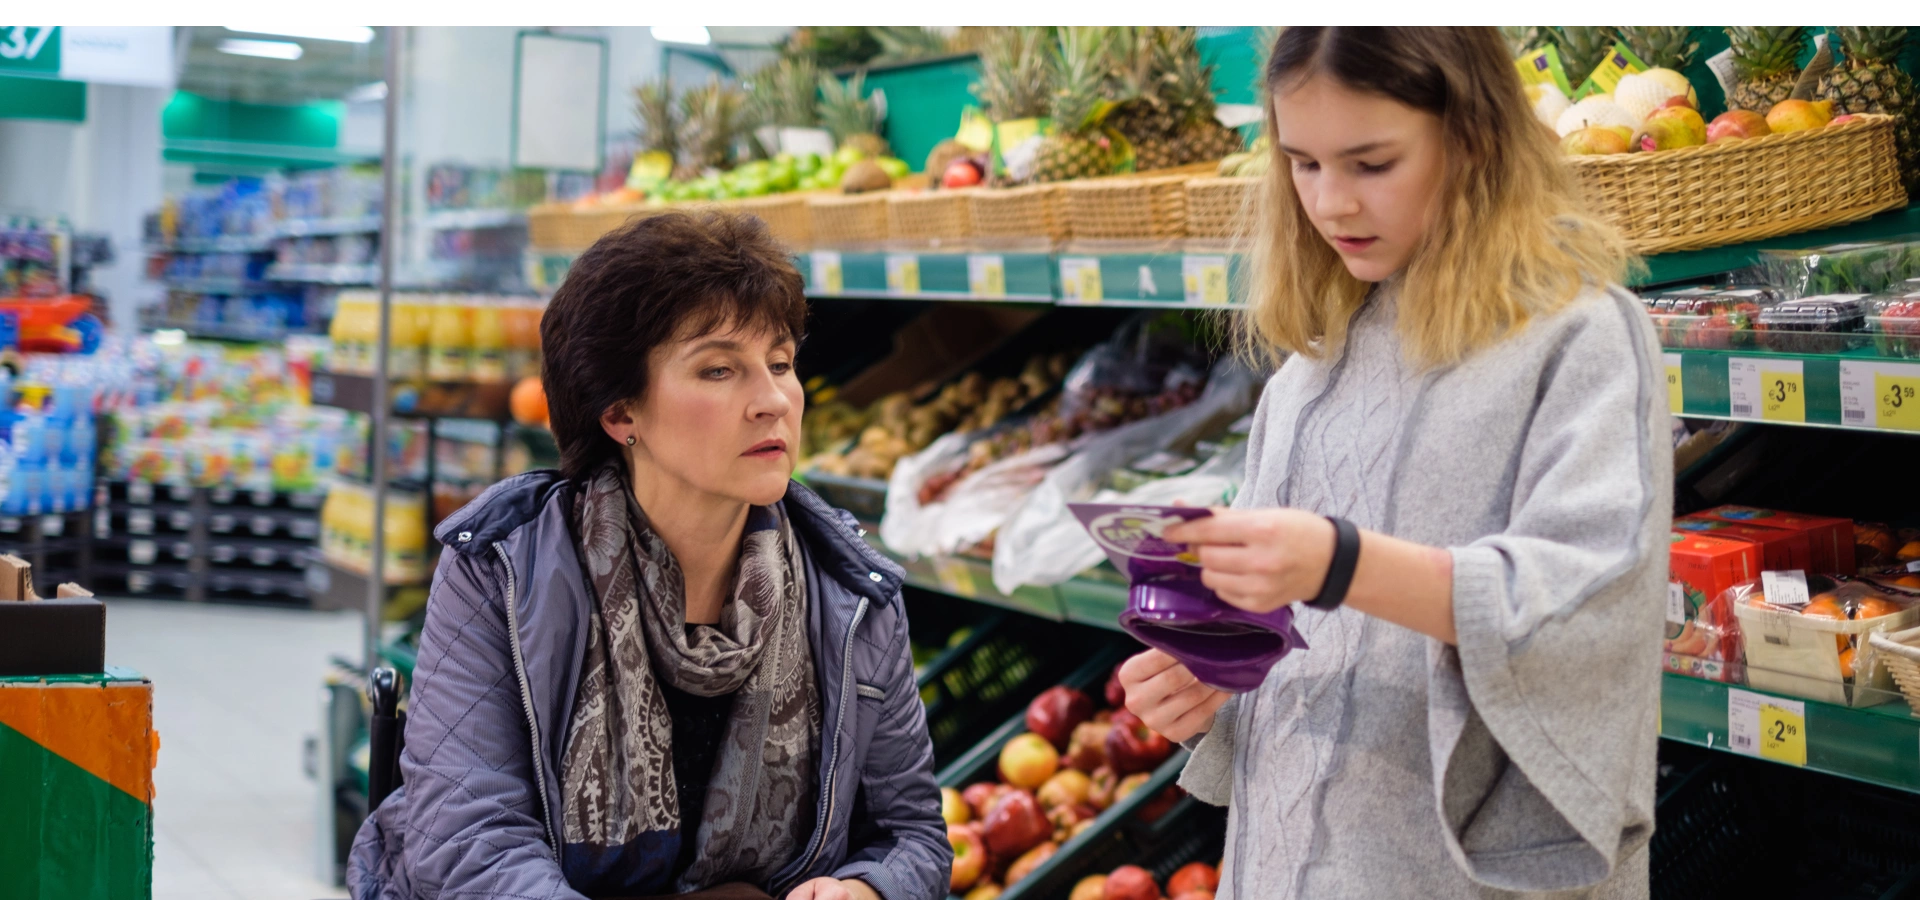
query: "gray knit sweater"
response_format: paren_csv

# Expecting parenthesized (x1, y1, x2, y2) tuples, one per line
(1181, 282, 1670, 899)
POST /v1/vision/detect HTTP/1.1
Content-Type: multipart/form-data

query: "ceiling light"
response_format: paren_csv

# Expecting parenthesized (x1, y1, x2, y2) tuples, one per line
(225, 26, 375, 44)
(345, 81, 387, 102)
(218, 39, 304, 60)
(649, 26, 711, 46)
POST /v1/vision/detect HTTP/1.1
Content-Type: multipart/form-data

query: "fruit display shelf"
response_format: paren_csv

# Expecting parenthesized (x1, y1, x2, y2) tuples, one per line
(1638, 203, 1920, 289)
(1665, 345, 1920, 435)
(866, 533, 1068, 622)
(802, 251, 1059, 303)
(1661, 671, 1920, 796)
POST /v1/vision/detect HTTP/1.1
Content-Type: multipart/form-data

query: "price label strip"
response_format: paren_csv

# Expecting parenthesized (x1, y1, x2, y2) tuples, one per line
(1839, 360, 1920, 431)
(1182, 255, 1231, 306)
(885, 254, 921, 296)
(967, 254, 1007, 299)
(1727, 687, 1807, 767)
(1663, 352, 1683, 415)
(810, 251, 843, 296)
(1727, 357, 1805, 423)
(1059, 257, 1102, 303)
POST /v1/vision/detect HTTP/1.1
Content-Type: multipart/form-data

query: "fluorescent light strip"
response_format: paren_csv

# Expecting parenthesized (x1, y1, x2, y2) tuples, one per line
(649, 25, 711, 46)
(225, 26, 375, 44)
(218, 39, 304, 60)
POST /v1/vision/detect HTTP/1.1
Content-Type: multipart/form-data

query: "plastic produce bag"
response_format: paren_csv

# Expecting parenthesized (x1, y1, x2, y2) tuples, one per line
(991, 360, 1264, 594)
(880, 431, 1073, 557)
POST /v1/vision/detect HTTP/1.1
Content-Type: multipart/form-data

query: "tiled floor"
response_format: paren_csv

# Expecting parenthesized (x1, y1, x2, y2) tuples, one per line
(105, 598, 362, 900)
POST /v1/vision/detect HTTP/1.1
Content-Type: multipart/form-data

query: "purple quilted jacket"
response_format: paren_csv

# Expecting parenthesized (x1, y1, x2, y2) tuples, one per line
(347, 472, 950, 900)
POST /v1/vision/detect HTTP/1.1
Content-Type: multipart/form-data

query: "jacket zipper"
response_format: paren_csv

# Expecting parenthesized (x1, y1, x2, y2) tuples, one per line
(774, 595, 868, 896)
(496, 543, 560, 855)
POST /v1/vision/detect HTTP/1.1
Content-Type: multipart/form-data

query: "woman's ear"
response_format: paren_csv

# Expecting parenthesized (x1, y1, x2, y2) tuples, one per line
(600, 402, 637, 447)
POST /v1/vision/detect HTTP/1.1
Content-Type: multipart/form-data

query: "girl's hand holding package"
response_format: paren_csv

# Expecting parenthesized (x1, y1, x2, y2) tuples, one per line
(1162, 508, 1336, 613)
(1118, 648, 1232, 744)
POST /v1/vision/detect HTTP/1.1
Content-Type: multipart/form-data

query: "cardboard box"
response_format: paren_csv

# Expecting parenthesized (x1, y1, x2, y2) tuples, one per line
(1666, 533, 1761, 684)
(1692, 506, 1856, 574)
(1673, 516, 1813, 573)
(1670, 532, 1762, 612)
(0, 597, 106, 677)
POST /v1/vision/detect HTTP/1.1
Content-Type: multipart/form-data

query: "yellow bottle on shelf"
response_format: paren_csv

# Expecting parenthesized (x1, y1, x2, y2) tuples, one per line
(470, 298, 509, 382)
(328, 291, 373, 374)
(384, 492, 428, 584)
(426, 295, 473, 382)
(388, 293, 428, 379)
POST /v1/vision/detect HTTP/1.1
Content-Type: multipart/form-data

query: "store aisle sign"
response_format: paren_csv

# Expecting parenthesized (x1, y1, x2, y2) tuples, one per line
(1839, 360, 1920, 432)
(1728, 357, 1805, 424)
(0, 26, 174, 88)
(1727, 687, 1807, 767)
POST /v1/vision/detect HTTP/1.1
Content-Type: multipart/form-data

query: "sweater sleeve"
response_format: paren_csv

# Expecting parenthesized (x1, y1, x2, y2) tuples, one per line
(1431, 292, 1669, 892)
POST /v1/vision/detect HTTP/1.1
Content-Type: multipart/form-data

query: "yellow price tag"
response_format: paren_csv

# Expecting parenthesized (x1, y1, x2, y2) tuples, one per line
(1758, 702, 1807, 766)
(968, 254, 1006, 299)
(1663, 353, 1683, 414)
(1060, 258, 1102, 303)
(1877, 372, 1920, 432)
(1183, 255, 1230, 306)
(811, 251, 843, 295)
(934, 557, 977, 597)
(1760, 368, 1805, 423)
(885, 255, 920, 295)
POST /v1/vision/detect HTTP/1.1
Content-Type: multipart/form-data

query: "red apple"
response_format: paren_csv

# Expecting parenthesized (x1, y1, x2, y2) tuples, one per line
(1087, 765, 1120, 811)
(1037, 768, 1093, 810)
(1171, 892, 1214, 900)
(1167, 862, 1220, 897)
(1660, 93, 1698, 111)
(942, 786, 971, 825)
(999, 733, 1061, 790)
(1071, 874, 1109, 900)
(982, 789, 1052, 858)
(963, 781, 1005, 817)
(949, 824, 988, 892)
(1134, 784, 1184, 824)
(942, 158, 984, 189)
(1106, 710, 1174, 775)
(1105, 664, 1128, 709)
(1006, 841, 1058, 884)
(1064, 720, 1112, 772)
(1048, 801, 1099, 840)
(1027, 685, 1095, 750)
(1104, 864, 1161, 900)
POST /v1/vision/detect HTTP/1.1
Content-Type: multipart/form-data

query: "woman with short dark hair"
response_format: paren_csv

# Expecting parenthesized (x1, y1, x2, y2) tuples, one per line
(349, 211, 950, 900)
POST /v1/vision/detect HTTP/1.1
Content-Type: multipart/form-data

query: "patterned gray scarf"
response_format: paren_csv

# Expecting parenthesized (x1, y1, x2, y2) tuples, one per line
(561, 462, 820, 892)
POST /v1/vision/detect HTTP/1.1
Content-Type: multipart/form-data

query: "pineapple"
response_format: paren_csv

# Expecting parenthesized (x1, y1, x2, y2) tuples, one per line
(676, 77, 748, 179)
(1551, 26, 1621, 84)
(1032, 27, 1118, 183)
(1501, 27, 1553, 58)
(634, 79, 679, 161)
(1724, 27, 1808, 113)
(818, 69, 890, 158)
(870, 26, 953, 64)
(1822, 27, 1919, 194)
(1159, 27, 1246, 165)
(746, 57, 821, 130)
(972, 26, 1054, 123)
(1618, 26, 1700, 71)
(1105, 27, 1185, 171)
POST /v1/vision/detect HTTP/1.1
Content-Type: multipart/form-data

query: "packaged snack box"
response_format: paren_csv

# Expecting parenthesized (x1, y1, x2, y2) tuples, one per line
(1673, 515, 1813, 573)
(1692, 506, 1856, 575)
(1666, 533, 1761, 683)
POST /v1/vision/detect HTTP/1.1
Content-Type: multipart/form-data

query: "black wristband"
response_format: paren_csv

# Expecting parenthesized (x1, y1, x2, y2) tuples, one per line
(1307, 516, 1361, 611)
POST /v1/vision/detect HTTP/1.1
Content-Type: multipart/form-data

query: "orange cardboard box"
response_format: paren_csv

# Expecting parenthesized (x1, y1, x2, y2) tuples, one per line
(1691, 506, 1855, 574)
(1673, 516, 1812, 573)
(1669, 532, 1762, 616)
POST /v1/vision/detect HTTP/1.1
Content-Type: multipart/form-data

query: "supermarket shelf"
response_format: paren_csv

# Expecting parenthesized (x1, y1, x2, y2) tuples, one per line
(1667, 347, 1920, 436)
(1661, 672, 1920, 795)
(307, 557, 429, 615)
(265, 263, 377, 285)
(156, 234, 277, 254)
(147, 318, 322, 343)
(310, 369, 514, 419)
(163, 277, 276, 295)
(868, 536, 1068, 621)
(1636, 203, 1920, 288)
(799, 249, 1242, 308)
(420, 208, 525, 231)
(276, 216, 382, 238)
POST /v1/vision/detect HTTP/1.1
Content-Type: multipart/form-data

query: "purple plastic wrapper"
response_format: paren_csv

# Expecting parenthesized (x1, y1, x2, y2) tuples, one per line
(1069, 503, 1306, 693)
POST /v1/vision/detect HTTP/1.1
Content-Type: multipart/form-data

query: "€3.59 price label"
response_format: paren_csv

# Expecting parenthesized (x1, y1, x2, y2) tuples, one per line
(1728, 358, 1805, 423)
(1727, 687, 1807, 767)
(1840, 360, 1920, 431)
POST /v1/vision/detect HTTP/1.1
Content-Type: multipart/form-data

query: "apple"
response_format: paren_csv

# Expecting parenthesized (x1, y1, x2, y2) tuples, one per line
(1171, 892, 1215, 900)
(1136, 785, 1183, 823)
(950, 824, 988, 892)
(1168, 862, 1220, 897)
(1037, 768, 1093, 810)
(1560, 127, 1629, 156)
(943, 159, 984, 189)
(1087, 765, 1120, 811)
(1661, 94, 1698, 111)
(964, 781, 1005, 817)
(1105, 664, 1128, 709)
(1106, 710, 1175, 775)
(1071, 874, 1109, 900)
(1065, 719, 1113, 772)
(982, 789, 1052, 858)
(1000, 733, 1062, 790)
(1027, 685, 1095, 750)
(1638, 106, 1707, 152)
(1006, 841, 1059, 884)
(1104, 864, 1161, 900)
(1766, 99, 1834, 133)
(943, 786, 972, 825)
(1115, 772, 1153, 805)
(965, 884, 1003, 900)
(1048, 801, 1100, 840)
(1707, 110, 1770, 144)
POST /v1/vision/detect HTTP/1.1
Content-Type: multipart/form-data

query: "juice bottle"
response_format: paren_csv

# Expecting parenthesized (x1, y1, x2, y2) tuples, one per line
(385, 493, 427, 583)
(329, 291, 373, 374)
(427, 295, 473, 381)
(470, 298, 509, 382)
(388, 293, 427, 379)
(502, 299, 541, 380)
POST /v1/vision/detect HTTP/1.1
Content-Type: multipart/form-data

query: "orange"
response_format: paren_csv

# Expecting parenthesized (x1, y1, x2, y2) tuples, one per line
(1895, 575, 1920, 590)
(1800, 596, 1849, 654)
(510, 377, 549, 427)
(1899, 541, 1920, 562)
(1851, 595, 1903, 621)
(1840, 646, 1857, 680)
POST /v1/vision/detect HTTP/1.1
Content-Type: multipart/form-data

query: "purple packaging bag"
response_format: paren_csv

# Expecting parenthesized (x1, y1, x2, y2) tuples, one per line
(1069, 503, 1306, 693)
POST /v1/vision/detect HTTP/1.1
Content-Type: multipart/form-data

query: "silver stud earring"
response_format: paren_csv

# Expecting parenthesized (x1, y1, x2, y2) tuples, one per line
(625, 435, 637, 446)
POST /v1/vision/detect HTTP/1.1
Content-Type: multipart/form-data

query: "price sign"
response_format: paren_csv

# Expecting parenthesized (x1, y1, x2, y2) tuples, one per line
(967, 254, 1006, 299)
(885, 254, 921, 295)
(1728, 358, 1804, 423)
(809, 251, 843, 295)
(1838, 361, 1920, 430)
(1059, 257, 1102, 303)
(0, 27, 60, 76)
(1182, 255, 1230, 306)
(933, 556, 977, 597)
(1727, 688, 1807, 766)
(1663, 353, 1683, 415)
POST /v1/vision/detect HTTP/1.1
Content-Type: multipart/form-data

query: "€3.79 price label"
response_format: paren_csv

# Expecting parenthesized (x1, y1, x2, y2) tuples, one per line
(1840, 360, 1920, 431)
(1727, 687, 1807, 767)
(1728, 358, 1805, 423)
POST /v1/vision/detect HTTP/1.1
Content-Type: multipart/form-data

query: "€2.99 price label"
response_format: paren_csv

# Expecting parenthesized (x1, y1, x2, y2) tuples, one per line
(1727, 687, 1807, 767)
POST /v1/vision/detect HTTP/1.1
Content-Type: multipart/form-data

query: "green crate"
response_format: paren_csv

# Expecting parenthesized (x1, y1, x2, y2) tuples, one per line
(914, 599, 1109, 769)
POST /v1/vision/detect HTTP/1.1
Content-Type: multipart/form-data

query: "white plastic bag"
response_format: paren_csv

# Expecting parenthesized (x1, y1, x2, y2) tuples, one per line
(879, 431, 1074, 558)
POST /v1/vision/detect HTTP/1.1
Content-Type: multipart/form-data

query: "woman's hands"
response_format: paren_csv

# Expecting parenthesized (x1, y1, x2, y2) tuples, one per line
(1162, 508, 1335, 613)
(1118, 649, 1230, 744)
(785, 877, 879, 900)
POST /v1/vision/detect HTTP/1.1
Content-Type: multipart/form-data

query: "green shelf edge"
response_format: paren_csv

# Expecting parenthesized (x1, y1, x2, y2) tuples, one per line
(1661, 671, 1920, 794)
(1668, 346, 1920, 435)
(1635, 204, 1920, 288)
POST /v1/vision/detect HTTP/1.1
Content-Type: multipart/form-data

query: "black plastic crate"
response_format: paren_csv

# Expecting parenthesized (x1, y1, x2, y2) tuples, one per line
(804, 471, 888, 524)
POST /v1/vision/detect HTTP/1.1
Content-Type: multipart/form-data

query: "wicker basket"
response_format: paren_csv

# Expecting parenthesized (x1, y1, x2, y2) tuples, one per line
(1869, 626, 1920, 715)
(527, 203, 662, 252)
(730, 193, 814, 252)
(886, 189, 973, 249)
(1184, 175, 1262, 242)
(968, 184, 1068, 247)
(1567, 113, 1908, 255)
(1063, 172, 1193, 243)
(808, 193, 891, 249)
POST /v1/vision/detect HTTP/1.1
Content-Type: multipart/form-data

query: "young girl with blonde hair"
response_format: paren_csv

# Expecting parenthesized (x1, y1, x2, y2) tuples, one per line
(1119, 26, 1666, 898)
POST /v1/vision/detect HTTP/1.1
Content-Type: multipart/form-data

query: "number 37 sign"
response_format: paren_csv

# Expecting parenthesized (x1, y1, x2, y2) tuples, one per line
(0, 26, 59, 73)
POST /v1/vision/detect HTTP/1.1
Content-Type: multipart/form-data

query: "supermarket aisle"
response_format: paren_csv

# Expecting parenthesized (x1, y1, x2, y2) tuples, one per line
(105, 599, 361, 900)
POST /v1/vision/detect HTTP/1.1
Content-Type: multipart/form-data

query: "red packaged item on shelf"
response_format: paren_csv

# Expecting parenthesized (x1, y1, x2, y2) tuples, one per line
(1673, 515, 1813, 573)
(1690, 506, 1856, 575)
(1670, 532, 1763, 608)
(1666, 533, 1762, 683)
(1664, 580, 1743, 683)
